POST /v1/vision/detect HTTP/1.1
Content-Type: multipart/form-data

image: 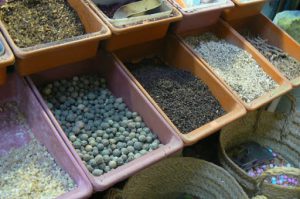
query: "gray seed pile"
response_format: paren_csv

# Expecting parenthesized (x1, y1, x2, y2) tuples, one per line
(184, 33, 278, 103)
(0, 138, 75, 198)
(41, 75, 161, 176)
(245, 35, 300, 81)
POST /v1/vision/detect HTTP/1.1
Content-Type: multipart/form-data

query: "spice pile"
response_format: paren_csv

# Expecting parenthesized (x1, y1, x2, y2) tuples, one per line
(41, 75, 162, 176)
(244, 35, 300, 81)
(184, 33, 278, 103)
(0, 0, 85, 48)
(128, 58, 225, 134)
(0, 139, 76, 198)
(0, 102, 75, 198)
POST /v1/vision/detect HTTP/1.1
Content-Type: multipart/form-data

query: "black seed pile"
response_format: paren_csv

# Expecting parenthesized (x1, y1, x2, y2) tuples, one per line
(128, 58, 225, 134)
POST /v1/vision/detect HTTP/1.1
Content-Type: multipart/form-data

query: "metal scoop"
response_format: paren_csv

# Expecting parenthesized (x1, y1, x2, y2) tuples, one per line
(113, 0, 162, 19)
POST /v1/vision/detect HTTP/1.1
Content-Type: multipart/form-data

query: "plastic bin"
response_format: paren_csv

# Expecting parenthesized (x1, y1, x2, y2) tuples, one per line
(87, 0, 182, 51)
(0, 74, 93, 199)
(27, 53, 183, 191)
(0, 0, 111, 76)
(228, 14, 300, 87)
(113, 36, 246, 146)
(169, 0, 234, 33)
(0, 32, 14, 85)
(222, 0, 267, 21)
(177, 19, 292, 111)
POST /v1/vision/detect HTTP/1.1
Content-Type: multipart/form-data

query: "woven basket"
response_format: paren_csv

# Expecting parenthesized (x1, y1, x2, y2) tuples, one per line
(106, 157, 248, 199)
(219, 109, 300, 198)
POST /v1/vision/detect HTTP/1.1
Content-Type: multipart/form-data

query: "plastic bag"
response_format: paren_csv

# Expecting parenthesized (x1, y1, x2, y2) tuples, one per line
(273, 11, 300, 43)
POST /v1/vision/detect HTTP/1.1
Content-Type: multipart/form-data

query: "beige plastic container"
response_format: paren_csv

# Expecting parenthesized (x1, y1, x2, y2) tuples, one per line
(0, 0, 111, 76)
(113, 36, 246, 146)
(222, 0, 267, 21)
(177, 19, 292, 111)
(87, 0, 182, 51)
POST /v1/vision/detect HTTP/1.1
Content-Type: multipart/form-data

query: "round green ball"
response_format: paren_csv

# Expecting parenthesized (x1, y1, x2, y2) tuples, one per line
(140, 150, 147, 155)
(103, 155, 110, 163)
(85, 145, 93, 152)
(127, 146, 135, 153)
(102, 139, 109, 146)
(112, 149, 121, 157)
(134, 116, 142, 122)
(73, 141, 81, 149)
(104, 166, 111, 173)
(83, 154, 91, 162)
(92, 169, 103, 176)
(101, 149, 110, 156)
(108, 161, 117, 169)
(92, 148, 99, 156)
(81, 140, 88, 146)
(109, 139, 117, 144)
(134, 142, 143, 151)
(79, 134, 89, 141)
(95, 155, 104, 165)
(89, 159, 97, 167)
(138, 135, 146, 142)
(97, 143, 104, 150)
(69, 135, 77, 142)
(89, 140, 97, 147)
(121, 148, 129, 155)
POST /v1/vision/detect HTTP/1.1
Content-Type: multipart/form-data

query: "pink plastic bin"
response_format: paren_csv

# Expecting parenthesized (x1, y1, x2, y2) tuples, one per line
(27, 52, 184, 192)
(0, 74, 93, 199)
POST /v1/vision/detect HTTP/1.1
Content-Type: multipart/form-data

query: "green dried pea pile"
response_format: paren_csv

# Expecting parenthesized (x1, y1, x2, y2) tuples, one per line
(0, 0, 85, 48)
(41, 75, 162, 176)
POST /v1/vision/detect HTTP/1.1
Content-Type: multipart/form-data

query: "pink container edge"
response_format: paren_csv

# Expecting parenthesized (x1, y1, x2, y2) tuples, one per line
(26, 52, 184, 192)
(170, 0, 235, 34)
(0, 73, 93, 199)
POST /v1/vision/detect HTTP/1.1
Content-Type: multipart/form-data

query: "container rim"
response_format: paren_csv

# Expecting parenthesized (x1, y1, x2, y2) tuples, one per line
(232, 0, 267, 6)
